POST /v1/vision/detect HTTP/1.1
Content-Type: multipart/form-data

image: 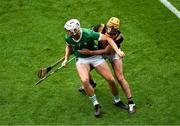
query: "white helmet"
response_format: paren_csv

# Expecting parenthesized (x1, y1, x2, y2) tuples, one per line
(64, 19, 80, 35)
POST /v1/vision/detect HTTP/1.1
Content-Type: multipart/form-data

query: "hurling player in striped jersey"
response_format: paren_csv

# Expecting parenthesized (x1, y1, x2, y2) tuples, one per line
(78, 17, 136, 114)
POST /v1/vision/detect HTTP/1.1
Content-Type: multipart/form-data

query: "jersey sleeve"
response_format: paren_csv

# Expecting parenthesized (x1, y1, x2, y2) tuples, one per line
(89, 30, 101, 40)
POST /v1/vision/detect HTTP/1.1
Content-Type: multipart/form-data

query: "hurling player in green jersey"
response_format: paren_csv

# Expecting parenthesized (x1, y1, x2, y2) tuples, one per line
(78, 17, 136, 114)
(62, 19, 128, 117)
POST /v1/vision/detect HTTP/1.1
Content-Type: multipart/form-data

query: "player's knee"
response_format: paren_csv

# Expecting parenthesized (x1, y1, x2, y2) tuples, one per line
(108, 79, 118, 90)
(81, 78, 89, 85)
(116, 74, 124, 83)
(107, 76, 115, 84)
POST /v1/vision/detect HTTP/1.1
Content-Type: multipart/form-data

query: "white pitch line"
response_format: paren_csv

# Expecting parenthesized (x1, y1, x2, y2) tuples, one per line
(160, 0, 180, 19)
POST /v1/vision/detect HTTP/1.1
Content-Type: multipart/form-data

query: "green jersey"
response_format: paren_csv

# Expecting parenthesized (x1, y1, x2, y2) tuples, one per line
(65, 28, 100, 58)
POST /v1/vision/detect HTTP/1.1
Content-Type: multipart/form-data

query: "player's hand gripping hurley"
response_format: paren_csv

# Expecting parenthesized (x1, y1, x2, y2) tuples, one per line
(35, 56, 75, 85)
(38, 56, 65, 79)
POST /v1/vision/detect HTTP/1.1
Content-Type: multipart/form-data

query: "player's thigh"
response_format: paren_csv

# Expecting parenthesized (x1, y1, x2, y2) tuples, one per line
(111, 59, 125, 79)
(95, 62, 114, 81)
(76, 63, 90, 82)
(111, 59, 123, 73)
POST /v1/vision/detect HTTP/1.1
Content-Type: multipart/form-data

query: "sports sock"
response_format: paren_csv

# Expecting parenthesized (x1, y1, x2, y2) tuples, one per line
(90, 79, 96, 87)
(128, 100, 134, 104)
(114, 95, 121, 103)
(89, 94, 99, 106)
(128, 97, 134, 104)
(90, 79, 95, 84)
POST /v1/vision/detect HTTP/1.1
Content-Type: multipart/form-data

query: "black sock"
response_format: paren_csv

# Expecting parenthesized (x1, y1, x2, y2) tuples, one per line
(90, 79, 95, 85)
(128, 97, 134, 104)
(128, 100, 134, 104)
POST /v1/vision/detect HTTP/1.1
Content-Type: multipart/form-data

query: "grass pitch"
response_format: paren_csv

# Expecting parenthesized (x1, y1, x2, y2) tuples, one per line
(0, 0, 180, 125)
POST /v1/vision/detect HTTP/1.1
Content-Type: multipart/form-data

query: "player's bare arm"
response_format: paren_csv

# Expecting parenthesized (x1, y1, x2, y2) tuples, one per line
(78, 45, 112, 55)
(62, 44, 73, 66)
(100, 34, 125, 58)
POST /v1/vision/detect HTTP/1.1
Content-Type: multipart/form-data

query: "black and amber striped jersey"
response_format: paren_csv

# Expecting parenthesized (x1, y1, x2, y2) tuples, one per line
(92, 24, 123, 49)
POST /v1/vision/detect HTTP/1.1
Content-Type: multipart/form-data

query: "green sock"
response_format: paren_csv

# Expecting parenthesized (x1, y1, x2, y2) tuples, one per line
(89, 94, 99, 106)
(114, 95, 120, 103)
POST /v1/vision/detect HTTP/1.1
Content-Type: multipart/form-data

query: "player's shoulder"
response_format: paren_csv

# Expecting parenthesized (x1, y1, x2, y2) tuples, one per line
(82, 28, 100, 40)
(81, 28, 91, 33)
(64, 34, 69, 40)
(116, 30, 123, 39)
(82, 28, 98, 35)
(115, 30, 124, 43)
(64, 34, 72, 42)
(92, 24, 106, 33)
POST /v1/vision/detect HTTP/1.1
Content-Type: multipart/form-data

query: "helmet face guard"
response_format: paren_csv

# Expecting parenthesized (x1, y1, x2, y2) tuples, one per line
(64, 19, 80, 36)
(106, 26, 118, 36)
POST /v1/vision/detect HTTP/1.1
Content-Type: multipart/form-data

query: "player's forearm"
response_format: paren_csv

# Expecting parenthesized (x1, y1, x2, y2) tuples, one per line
(91, 47, 112, 55)
(106, 37, 121, 55)
(90, 50, 106, 55)
(64, 46, 72, 60)
(100, 34, 120, 54)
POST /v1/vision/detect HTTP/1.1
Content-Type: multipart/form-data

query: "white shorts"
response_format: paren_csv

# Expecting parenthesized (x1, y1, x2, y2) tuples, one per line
(76, 55, 105, 67)
(103, 53, 120, 62)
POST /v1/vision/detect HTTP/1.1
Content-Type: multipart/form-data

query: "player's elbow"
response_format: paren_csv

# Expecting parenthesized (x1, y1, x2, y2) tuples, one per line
(104, 35, 113, 43)
(100, 34, 109, 41)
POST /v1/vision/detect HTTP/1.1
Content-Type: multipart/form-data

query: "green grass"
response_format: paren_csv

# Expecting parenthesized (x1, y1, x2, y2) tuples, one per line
(0, 0, 180, 125)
